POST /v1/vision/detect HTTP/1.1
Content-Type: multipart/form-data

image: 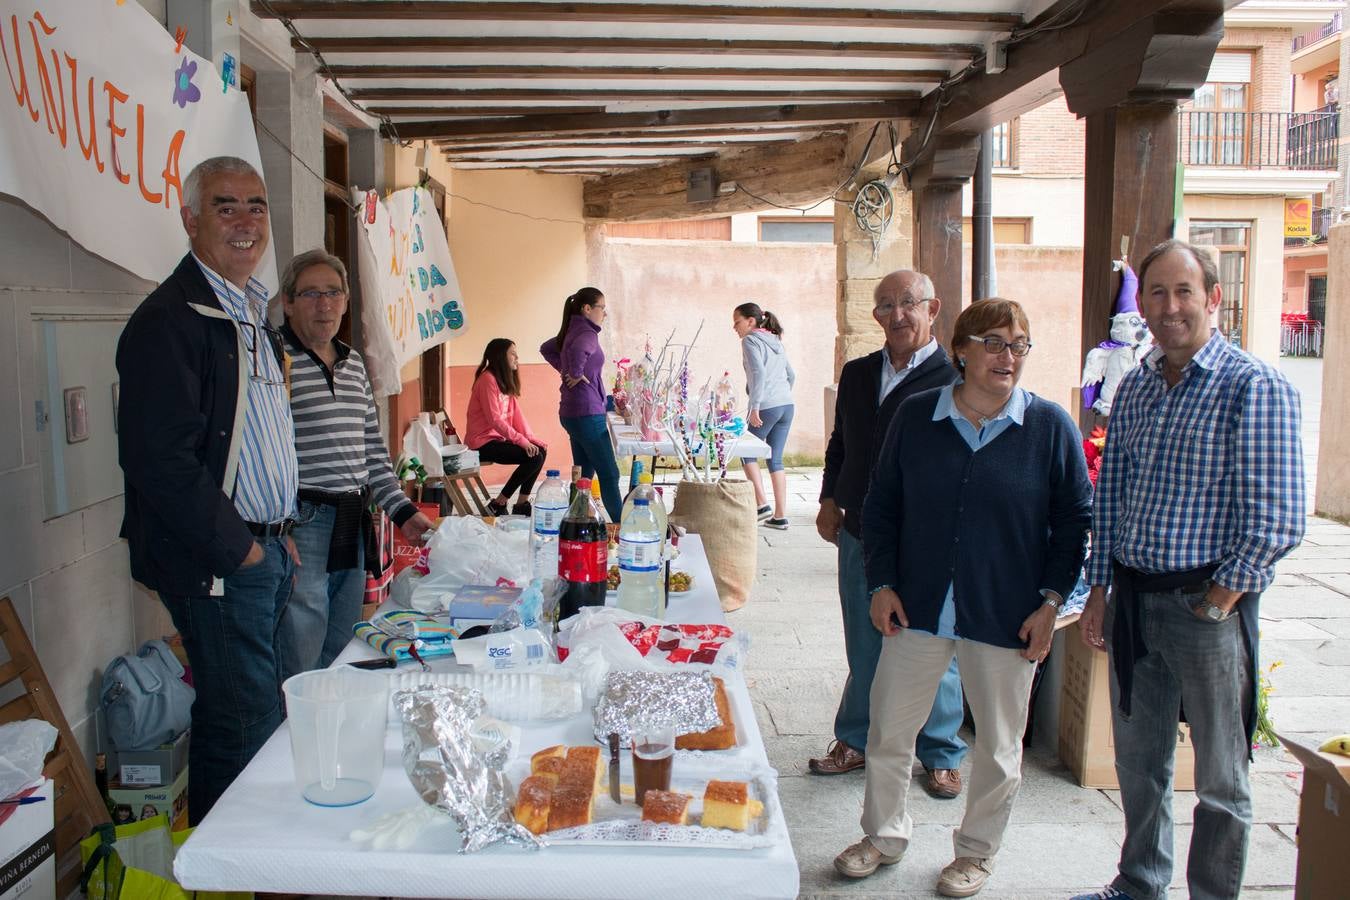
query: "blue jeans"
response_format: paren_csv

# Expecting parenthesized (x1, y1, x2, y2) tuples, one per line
(561, 414, 622, 520)
(160, 536, 295, 824)
(744, 403, 794, 472)
(277, 502, 366, 683)
(1105, 588, 1253, 900)
(835, 528, 967, 768)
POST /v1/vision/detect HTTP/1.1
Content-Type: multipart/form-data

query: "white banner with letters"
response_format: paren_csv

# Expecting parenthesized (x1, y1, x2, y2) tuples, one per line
(0, 0, 276, 291)
(353, 185, 467, 397)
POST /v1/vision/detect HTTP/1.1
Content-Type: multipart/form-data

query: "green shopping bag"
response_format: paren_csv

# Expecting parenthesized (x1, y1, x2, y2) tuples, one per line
(79, 815, 251, 900)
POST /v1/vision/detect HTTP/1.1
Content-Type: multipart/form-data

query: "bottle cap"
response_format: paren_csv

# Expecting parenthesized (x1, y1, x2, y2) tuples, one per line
(577, 477, 592, 490)
(546, 469, 560, 477)
(639, 473, 653, 484)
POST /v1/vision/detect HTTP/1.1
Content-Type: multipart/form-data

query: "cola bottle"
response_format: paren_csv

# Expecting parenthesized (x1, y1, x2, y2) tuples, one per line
(558, 477, 608, 620)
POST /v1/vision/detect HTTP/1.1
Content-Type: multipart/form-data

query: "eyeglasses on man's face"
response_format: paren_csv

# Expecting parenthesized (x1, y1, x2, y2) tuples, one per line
(966, 334, 1032, 357)
(294, 288, 346, 302)
(874, 296, 931, 316)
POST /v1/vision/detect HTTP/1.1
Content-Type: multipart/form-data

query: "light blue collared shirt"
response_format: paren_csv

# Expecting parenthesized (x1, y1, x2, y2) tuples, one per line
(922, 382, 1027, 639)
(193, 254, 297, 524)
(879, 338, 940, 404)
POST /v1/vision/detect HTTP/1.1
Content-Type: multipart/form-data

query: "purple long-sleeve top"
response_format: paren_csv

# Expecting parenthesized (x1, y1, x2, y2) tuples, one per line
(540, 314, 608, 418)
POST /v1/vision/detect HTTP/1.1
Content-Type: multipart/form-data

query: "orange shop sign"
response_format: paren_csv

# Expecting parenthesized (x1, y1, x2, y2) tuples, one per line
(0, 0, 276, 291)
(1285, 198, 1312, 239)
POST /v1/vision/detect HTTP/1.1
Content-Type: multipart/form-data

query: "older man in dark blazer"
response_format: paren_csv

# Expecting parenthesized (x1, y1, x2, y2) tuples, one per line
(810, 270, 967, 797)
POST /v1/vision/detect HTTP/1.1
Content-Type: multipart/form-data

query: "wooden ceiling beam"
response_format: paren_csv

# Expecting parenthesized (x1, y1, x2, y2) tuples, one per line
(351, 87, 920, 102)
(288, 35, 981, 60)
(371, 105, 608, 117)
(900, 0, 1238, 169)
(447, 154, 710, 165)
(433, 124, 839, 146)
(387, 100, 918, 140)
(583, 129, 857, 220)
(329, 64, 950, 83)
(254, 2, 1022, 31)
(441, 137, 798, 152)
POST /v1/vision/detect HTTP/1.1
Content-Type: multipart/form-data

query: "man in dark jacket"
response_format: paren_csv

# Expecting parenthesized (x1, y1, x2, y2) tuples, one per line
(117, 156, 299, 824)
(811, 270, 967, 797)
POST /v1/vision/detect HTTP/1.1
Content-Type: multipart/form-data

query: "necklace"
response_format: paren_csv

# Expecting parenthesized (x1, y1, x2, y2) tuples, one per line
(955, 386, 1007, 427)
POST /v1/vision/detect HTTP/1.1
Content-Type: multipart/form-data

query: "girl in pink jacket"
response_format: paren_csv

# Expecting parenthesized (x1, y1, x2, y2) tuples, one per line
(465, 338, 548, 516)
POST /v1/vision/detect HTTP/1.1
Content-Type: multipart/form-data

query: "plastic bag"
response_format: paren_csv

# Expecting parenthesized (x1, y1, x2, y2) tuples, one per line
(389, 566, 422, 610)
(409, 517, 530, 612)
(398, 413, 446, 477)
(453, 627, 554, 672)
(557, 606, 746, 673)
(80, 816, 251, 900)
(0, 719, 56, 800)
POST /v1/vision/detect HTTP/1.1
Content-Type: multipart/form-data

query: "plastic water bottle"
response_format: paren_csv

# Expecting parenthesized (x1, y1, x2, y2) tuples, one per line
(617, 498, 664, 619)
(622, 472, 667, 542)
(531, 470, 568, 581)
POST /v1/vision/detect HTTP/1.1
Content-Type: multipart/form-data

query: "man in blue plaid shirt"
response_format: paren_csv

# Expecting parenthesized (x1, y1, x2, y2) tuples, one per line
(1072, 240, 1304, 900)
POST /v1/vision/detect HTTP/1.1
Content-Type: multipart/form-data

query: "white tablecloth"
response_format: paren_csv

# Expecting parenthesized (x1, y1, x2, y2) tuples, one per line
(608, 414, 772, 460)
(174, 536, 799, 899)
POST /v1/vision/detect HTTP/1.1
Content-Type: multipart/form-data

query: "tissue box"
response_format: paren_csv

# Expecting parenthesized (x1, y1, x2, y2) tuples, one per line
(449, 584, 521, 622)
(0, 778, 54, 899)
(108, 766, 189, 831)
(113, 729, 189, 786)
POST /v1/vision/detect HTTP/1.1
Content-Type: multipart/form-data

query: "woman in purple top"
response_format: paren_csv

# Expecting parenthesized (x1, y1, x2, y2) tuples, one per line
(539, 287, 622, 519)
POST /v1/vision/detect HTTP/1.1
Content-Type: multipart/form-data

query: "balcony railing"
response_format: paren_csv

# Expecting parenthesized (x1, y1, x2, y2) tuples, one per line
(1292, 12, 1341, 53)
(1178, 110, 1338, 170)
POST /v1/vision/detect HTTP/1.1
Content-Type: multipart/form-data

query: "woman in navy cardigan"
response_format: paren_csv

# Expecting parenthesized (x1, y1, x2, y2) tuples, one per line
(835, 299, 1092, 897)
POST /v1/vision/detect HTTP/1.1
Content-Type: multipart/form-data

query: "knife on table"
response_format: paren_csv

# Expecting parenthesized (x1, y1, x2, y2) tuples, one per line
(608, 732, 622, 804)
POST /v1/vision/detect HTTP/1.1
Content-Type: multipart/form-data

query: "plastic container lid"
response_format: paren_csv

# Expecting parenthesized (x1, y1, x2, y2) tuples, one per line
(546, 469, 560, 477)
(639, 473, 653, 483)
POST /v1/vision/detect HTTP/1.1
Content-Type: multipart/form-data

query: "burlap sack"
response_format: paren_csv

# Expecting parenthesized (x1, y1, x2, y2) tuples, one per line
(669, 478, 757, 612)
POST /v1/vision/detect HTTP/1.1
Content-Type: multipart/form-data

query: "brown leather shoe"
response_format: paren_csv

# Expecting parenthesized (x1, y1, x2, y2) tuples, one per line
(809, 740, 865, 775)
(923, 766, 963, 798)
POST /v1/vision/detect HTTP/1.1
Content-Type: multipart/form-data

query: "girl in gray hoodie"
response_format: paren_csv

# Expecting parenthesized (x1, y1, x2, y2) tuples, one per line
(733, 302, 796, 529)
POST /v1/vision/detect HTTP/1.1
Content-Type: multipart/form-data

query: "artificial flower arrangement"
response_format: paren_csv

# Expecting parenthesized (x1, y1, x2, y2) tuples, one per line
(1082, 425, 1107, 487)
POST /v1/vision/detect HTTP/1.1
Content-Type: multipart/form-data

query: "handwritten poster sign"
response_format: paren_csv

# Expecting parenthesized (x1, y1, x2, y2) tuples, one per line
(353, 185, 467, 396)
(0, 0, 277, 291)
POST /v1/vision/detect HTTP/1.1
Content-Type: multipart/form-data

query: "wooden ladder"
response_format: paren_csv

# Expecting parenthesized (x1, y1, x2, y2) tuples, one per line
(0, 596, 111, 897)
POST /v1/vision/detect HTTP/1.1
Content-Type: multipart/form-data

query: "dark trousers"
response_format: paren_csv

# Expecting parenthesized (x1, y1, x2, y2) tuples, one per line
(476, 440, 547, 499)
(160, 536, 295, 824)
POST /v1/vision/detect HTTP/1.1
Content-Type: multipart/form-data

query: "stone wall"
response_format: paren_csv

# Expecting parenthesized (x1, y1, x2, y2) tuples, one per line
(1315, 222, 1350, 518)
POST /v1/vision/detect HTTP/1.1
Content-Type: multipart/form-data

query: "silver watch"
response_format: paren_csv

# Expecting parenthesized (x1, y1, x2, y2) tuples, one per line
(1201, 601, 1232, 622)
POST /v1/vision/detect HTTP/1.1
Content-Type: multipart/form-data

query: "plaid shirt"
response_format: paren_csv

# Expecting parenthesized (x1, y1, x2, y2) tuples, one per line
(1086, 330, 1304, 592)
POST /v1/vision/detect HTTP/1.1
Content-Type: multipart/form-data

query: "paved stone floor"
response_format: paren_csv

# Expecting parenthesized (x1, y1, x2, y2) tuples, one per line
(733, 357, 1342, 899)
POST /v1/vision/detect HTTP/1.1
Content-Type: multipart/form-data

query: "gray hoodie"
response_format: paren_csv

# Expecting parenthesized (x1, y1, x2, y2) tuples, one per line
(742, 330, 796, 413)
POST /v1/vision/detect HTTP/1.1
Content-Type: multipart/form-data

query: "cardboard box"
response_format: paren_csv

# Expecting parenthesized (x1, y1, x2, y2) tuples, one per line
(1058, 621, 1195, 790)
(0, 778, 55, 900)
(113, 728, 189, 786)
(1279, 735, 1350, 899)
(108, 766, 188, 831)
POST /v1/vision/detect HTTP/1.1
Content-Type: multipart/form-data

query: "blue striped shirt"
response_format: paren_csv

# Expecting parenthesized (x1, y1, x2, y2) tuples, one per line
(194, 256, 297, 524)
(1086, 330, 1304, 592)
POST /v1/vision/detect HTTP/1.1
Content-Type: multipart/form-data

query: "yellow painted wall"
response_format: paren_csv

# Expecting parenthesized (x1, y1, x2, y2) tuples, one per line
(1180, 194, 1286, 363)
(445, 170, 588, 367)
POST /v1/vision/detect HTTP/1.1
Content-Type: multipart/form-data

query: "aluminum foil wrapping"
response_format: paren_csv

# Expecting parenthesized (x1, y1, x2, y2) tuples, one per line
(592, 670, 722, 745)
(393, 685, 542, 853)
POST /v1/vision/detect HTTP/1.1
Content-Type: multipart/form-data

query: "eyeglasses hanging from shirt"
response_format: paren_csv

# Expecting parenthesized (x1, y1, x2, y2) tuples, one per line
(238, 321, 289, 388)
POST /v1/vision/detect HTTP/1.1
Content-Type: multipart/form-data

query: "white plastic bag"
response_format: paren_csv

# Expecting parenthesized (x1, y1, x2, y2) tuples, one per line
(407, 517, 530, 613)
(389, 567, 422, 610)
(0, 719, 57, 799)
(398, 413, 446, 477)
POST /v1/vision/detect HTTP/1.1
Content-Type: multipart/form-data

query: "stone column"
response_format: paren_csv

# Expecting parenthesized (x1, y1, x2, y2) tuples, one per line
(832, 169, 914, 379)
(254, 57, 325, 267)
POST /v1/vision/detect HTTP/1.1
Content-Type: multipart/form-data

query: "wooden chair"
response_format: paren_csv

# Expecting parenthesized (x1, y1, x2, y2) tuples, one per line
(432, 409, 493, 516)
(0, 596, 111, 897)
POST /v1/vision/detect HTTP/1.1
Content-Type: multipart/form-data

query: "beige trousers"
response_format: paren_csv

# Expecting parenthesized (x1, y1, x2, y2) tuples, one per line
(862, 627, 1037, 860)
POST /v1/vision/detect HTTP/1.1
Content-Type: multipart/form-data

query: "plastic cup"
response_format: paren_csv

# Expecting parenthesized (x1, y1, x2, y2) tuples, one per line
(632, 724, 675, 807)
(282, 668, 388, 807)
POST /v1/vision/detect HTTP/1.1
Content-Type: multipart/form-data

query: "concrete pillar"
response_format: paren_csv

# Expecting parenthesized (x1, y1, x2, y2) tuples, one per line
(254, 58, 325, 267)
(345, 129, 385, 356)
(832, 168, 914, 379)
(1316, 222, 1350, 519)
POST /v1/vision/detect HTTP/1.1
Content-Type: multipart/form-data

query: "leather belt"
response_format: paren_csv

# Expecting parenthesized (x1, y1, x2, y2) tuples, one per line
(245, 520, 294, 538)
(298, 486, 368, 506)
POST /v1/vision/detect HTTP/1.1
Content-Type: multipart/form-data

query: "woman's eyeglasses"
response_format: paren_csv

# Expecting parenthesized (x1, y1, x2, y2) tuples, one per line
(967, 335, 1032, 357)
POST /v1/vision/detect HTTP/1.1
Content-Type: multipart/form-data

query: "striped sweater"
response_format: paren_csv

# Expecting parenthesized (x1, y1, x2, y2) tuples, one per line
(283, 324, 416, 527)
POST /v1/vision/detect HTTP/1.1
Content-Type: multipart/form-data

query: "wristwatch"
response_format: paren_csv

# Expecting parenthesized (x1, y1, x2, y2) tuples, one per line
(1199, 600, 1233, 622)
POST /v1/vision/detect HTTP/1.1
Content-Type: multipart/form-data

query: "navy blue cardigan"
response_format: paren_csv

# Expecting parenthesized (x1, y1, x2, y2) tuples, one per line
(861, 388, 1092, 649)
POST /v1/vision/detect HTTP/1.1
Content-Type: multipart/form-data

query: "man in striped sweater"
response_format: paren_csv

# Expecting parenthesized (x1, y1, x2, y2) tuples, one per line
(276, 249, 435, 681)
